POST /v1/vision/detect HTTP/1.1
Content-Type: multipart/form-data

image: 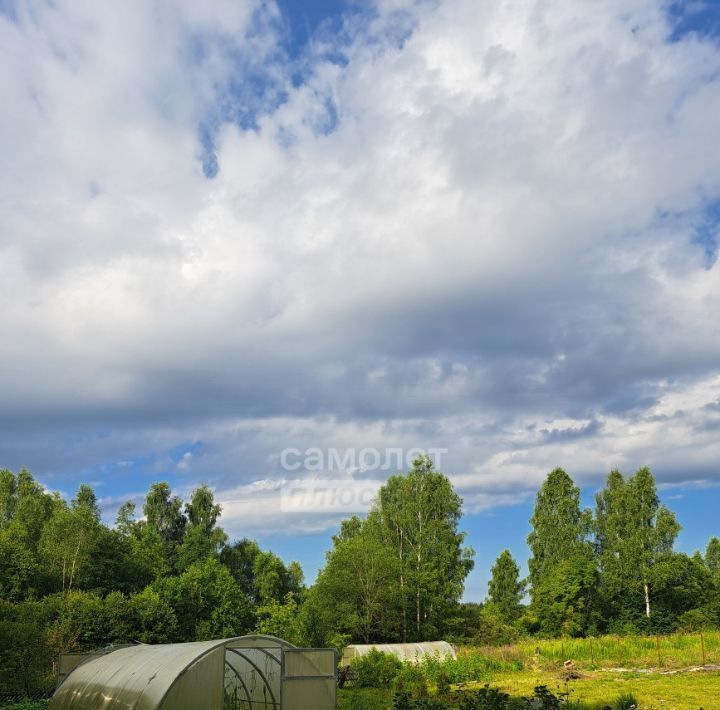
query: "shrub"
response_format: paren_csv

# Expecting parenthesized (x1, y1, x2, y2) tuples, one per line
(392, 664, 429, 697)
(392, 693, 449, 710)
(351, 649, 402, 689)
(613, 693, 638, 710)
(0, 621, 52, 699)
(458, 684, 512, 710)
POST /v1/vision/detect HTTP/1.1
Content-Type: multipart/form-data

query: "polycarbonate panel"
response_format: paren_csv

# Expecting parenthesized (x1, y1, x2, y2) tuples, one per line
(224, 647, 282, 709)
(282, 677, 336, 710)
(56, 653, 89, 684)
(163, 646, 224, 710)
(283, 649, 335, 678)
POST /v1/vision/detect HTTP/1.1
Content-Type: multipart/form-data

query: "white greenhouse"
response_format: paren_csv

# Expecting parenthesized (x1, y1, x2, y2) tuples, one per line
(341, 641, 456, 666)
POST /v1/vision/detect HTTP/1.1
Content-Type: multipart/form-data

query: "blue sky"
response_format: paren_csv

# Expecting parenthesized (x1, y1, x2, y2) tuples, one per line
(1, 0, 720, 600)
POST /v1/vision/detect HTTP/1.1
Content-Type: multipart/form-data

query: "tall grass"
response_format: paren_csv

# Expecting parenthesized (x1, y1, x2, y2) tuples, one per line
(461, 630, 720, 670)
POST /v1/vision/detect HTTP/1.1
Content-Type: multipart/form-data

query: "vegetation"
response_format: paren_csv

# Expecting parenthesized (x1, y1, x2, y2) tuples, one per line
(1, 456, 719, 705)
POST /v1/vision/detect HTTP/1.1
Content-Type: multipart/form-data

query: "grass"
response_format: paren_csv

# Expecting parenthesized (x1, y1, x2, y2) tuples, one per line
(465, 631, 720, 671)
(341, 672, 720, 709)
(486, 668, 720, 707)
(340, 632, 720, 709)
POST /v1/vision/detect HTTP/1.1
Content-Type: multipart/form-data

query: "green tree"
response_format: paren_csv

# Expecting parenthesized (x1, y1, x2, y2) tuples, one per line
(527, 469, 596, 635)
(143, 482, 187, 547)
(254, 592, 303, 645)
(0, 469, 17, 528)
(153, 557, 253, 640)
(0, 470, 54, 599)
(39, 485, 102, 592)
(487, 550, 525, 623)
(312, 517, 400, 642)
(138, 482, 187, 576)
(0, 620, 50, 697)
(706, 537, 720, 577)
(531, 552, 599, 637)
(220, 538, 303, 605)
(595, 467, 680, 622)
(115, 501, 138, 537)
(177, 485, 227, 570)
(129, 587, 178, 643)
(370, 455, 473, 641)
(528, 468, 591, 590)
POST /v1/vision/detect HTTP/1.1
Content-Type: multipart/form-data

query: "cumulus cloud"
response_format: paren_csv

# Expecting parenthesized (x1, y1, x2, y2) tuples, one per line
(1, 0, 720, 534)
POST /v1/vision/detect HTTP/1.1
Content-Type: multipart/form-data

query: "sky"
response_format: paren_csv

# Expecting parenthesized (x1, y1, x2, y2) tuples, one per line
(1, 0, 720, 601)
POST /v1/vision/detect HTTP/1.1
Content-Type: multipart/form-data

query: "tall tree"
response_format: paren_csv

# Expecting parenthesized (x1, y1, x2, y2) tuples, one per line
(312, 518, 399, 642)
(373, 455, 474, 641)
(115, 501, 138, 537)
(39, 485, 102, 592)
(487, 550, 525, 623)
(143, 483, 187, 546)
(177, 485, 227, 570)
(595, 467, 680, 621)
(528, 468, 596, 635)
(706, 537, 720, 577)
(527, 468, 591, 590)
(140, 482, 187, 575)
(0, 469, 17, 528)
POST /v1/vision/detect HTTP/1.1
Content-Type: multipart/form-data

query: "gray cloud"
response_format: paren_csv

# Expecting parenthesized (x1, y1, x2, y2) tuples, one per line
(1, 0, 720, 532)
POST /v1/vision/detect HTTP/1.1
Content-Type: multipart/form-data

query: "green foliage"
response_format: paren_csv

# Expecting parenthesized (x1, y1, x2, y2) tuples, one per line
(153, 557, 252, 640)
(313, 456, 475, 645)
(595, 467, 680, 624)
(528, 468, 591, 592)
(129, 587, 178, 643)
(375, 456, 475, 642)
(487, 552, 524, 624)
(457, 685, 519, 710)
(612, 694, 638, 710)
(392, 664, 429, 697)
(473, 606, 520, 646)
(176, 485, 227, 570)
(0, 621, 51, 698)
(352, 649, 403, 688)
(253, 592, 304, 645)
(528, 469, 597, 636)
(706, 536, 720, 577)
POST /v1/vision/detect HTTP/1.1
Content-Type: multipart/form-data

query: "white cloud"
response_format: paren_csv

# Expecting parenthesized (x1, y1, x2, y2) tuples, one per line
(1, 0, 720, 534)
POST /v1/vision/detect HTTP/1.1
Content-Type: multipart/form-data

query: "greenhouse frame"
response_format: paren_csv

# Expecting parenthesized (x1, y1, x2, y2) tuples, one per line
(50, 634, 336, 710)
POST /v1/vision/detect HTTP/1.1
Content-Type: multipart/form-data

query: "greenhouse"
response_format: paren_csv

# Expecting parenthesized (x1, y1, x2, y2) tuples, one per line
(50, 634, 336, 710)
(341, 641, 455, 666)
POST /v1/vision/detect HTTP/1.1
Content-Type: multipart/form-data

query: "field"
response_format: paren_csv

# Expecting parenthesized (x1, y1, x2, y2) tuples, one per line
(339, 632, 720, 709)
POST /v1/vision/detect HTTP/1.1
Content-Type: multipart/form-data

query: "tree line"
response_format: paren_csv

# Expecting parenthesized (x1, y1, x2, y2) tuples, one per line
(1, 458, 719, 696)
(485, 467, 720, 641)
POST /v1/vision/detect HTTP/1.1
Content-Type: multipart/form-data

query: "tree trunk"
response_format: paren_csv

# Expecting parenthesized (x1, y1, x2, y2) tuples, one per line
(644, 581, 651, 618)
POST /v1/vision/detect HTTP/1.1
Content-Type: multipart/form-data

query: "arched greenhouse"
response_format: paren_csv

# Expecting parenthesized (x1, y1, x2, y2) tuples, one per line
(50, 634, 336, 710)
(341, 641, 455, 666)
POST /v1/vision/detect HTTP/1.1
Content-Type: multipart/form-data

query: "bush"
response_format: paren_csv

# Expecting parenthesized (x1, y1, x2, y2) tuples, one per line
(392, 664, 429, 697)
(352, 649, 402, 689)
(675, 608, 714, 632)
(0, 621, 52, 699)
(393, 693, 449, 710)
(612, 693, 638, 710)
(458, 685, 512, 710)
